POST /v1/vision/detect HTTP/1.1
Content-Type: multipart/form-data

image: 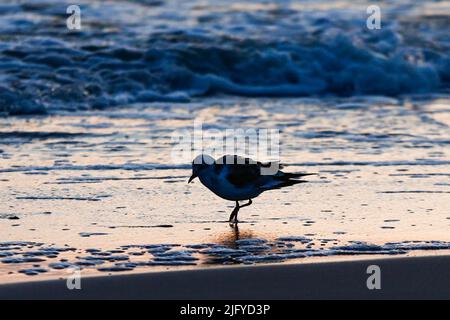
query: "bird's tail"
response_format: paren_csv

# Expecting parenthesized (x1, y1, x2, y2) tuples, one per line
(261, 172, 316, 191)
(280, 172, 317, 179)
(270, 179, 309, 190)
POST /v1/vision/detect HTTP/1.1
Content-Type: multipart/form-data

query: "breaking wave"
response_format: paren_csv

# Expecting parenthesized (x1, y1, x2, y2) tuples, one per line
(0, 0, 449, 115)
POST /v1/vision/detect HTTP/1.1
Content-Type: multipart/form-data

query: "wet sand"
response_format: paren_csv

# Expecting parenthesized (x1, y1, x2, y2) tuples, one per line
(1, 255, 450, 299)
(1, 97, 450, 282)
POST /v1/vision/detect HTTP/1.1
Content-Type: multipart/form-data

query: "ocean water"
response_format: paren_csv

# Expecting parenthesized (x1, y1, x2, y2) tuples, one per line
(0, 0, 449, 115)
(0, 1, 450, 281)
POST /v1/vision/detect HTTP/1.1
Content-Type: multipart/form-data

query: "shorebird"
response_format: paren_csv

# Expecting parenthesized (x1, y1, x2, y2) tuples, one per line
(188, 154, 315, 223)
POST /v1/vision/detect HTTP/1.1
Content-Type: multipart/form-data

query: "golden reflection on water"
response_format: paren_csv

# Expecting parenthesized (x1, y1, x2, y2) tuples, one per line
(212, 225, 253, 248)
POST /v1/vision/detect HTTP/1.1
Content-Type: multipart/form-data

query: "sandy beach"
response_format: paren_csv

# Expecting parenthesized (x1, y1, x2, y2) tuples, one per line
(2, 255, 450, 299)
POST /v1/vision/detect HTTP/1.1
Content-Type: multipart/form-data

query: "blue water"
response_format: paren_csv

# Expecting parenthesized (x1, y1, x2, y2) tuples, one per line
(0, 0, 449, 115)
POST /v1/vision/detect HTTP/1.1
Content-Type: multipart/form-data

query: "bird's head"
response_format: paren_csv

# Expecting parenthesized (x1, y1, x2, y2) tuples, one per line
(188, 154, 215, 183)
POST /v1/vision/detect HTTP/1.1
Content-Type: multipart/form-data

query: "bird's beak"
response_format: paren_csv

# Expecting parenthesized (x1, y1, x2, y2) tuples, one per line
(188, 174, 197, 184)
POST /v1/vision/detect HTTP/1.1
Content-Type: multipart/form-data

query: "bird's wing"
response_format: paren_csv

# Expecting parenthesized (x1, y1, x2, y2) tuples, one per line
(214, 155, 315, 189)
(215, 155, 262, 187)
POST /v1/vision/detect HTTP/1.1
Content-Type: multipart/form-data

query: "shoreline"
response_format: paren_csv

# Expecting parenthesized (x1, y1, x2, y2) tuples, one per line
(2, 255, 450, 299)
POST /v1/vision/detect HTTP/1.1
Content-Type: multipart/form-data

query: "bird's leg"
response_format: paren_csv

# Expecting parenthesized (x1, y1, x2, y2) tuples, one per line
(229, 199, 252, 223)
(239, 199, 252, 209)
(229, 201, 240, 223)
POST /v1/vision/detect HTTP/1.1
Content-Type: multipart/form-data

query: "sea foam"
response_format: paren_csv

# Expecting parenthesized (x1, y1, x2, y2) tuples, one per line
(0, 0, 448, 115)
